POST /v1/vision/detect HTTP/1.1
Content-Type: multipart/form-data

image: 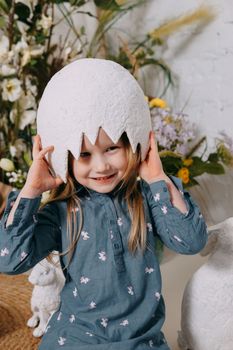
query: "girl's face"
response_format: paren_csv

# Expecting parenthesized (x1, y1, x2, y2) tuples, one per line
(72, 128, 128, 193)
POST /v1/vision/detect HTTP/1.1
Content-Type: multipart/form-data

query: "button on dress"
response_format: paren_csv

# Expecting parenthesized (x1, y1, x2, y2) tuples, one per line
(0, 177, 207, 349)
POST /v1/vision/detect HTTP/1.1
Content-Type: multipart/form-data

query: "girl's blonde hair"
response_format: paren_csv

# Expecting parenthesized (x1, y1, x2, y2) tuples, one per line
(42, 133, 147, 268)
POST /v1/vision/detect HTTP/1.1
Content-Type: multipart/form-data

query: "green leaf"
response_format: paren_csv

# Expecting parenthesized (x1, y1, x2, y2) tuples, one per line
(184, 178, 199, 188)
(203, 162, 225, 174)
(23, 152, 32, 167)
(0, 0, 8, 12)
(161, 156, 183, 175)
(70, 0, 86, 5)
(207, 152, 219, 163)
(94, 0, 120, 11)
(80, 25, 85, 35)
(0, 15, 6, 28)
(15, 2, 31, 21)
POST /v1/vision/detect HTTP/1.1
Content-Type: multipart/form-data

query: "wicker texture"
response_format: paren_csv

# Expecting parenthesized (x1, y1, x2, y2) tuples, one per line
(0, 274, 41, 350)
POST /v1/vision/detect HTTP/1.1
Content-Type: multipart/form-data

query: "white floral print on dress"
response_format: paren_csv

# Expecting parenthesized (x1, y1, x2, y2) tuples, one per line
(161, 205, 168, 214)
(58, 336, 66, 346)
(80, 276, 90, 284)
(154, 193, 160, 202)
(57, 312, 62, 321)
(173, 235, 182, 242)
(73, 287, 78, 297)
(32, 214, 38, 223)
(98, 251, 107, 261)
(86, 332, 94, 337)
(155, 292, 161, 301)
(44, 325, 51, 333)
(120, 319, 129, 326)
(147, 223, 152, 232)
(89, 301, 96, 309)
(69, 314, 75, 323)
(20, 251, 28, 261)
(127, 286, 134, 295)
(117, 217, 123, 226)
(0, 247, 9, 256)
(100, 318, 108, 328)
(149, 340, 154, 347)
(81, 231, 90, 240)
(145, 267, 154, 274)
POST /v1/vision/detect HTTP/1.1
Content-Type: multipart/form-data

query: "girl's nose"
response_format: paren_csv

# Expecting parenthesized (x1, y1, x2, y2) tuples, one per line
(93, 155, 110, 173)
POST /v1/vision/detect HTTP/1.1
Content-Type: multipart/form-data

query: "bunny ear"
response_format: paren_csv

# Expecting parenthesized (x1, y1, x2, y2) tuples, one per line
(200, 226, 220, 257)
(207, 226, 222, 236)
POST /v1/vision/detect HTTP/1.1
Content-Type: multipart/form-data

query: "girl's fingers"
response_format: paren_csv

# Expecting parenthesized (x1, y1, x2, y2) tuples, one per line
(37, 146, 54, 160)
(32, 135, 41, 159)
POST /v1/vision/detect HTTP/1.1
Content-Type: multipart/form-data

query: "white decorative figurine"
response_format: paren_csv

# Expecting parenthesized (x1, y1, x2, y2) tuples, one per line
(178, 217, 233, 350)
(27, 255, 65, 337)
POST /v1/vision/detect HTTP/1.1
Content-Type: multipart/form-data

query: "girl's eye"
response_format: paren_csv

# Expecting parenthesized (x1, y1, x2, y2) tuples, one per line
(80, 152, 90, 158)
(106, 146, 119, 152)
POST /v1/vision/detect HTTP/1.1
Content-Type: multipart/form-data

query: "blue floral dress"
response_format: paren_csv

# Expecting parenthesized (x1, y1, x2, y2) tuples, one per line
(0, 177, 207, 349)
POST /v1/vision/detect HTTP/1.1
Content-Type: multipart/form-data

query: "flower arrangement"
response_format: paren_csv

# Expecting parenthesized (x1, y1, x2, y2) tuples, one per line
(0, 0, 214, 191)
(149, 98, 233, 187)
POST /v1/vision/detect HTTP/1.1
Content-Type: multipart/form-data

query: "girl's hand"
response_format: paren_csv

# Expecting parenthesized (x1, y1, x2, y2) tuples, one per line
(139, 131, 165, 183)
(22, 135, 63, 197)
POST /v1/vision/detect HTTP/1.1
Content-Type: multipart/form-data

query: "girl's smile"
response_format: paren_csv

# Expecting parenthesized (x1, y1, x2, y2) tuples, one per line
(72, 128, 128, 193)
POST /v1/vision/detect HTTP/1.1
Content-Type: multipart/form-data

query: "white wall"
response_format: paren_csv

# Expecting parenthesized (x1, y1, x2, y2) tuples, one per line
(143, 0, 233, 146)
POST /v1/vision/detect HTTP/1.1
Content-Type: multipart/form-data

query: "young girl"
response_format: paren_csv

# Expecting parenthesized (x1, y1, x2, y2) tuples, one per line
(0, 59, 207, 350)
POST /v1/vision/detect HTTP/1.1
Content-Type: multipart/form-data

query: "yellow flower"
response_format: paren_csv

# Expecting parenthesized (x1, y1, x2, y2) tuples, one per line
(183, 158, 193, 167)
(149, 98, 167, 109)
(177, 167, 190, 184)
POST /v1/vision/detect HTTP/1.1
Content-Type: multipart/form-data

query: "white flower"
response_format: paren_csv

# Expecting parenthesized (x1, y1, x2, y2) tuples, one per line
(0, 247, 9, 256)
(145, 267, 154, 274)
(147, 223, 152, 232)
(73, 287, 78, 297)
(15, 39, 44, 67)
(120, 319, 129, 326)
(20, 110, 37, 130)
(80, 276, 90, 284)
(98, 251, 107, 261)
(9, 139, 27, 158)
(37, 14, 53, 31)
(2, 78, 22, 102)
(154, 193, 160, 202)
(0, 158, 15, 171)
(25, 77, 37, 96)
(0, 36, 9, 62)
(0, 64, 16, 76)
(155, 292, 161, 301)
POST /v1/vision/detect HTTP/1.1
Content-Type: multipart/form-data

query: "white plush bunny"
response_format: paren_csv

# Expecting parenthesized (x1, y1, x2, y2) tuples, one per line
(178, 217, 233, 350)
(27, 254, 65, 337)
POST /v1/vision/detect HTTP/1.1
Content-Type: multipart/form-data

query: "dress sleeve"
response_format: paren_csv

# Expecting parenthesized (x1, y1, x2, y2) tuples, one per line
(0, 190, 62, 274)
(142, 176, 208, 254)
